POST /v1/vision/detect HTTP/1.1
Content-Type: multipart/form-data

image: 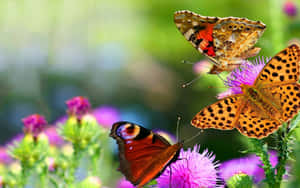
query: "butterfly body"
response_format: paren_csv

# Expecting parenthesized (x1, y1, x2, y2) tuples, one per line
(174, 10, 266, 74)
(110, 121, 183, 187)
(191, 44, 300, 138)
(241, 84, 282, 119)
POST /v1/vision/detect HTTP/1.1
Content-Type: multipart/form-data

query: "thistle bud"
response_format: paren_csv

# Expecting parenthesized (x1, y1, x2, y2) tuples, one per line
(22, 114, 47, 138)
(66, 96, 91, 119)
(227, 173, 253, 188)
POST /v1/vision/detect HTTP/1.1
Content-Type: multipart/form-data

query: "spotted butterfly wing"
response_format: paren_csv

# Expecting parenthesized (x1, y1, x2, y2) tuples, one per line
(110, 121, 183, 187)
(191, 44, 300, 139)
(191, 95, 243, 130)
(236, 44, 300, 138)
(174, 10, 266, 74)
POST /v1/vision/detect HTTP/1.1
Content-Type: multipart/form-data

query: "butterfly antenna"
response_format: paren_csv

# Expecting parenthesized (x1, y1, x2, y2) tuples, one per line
(183, 130, 203, 144)
(207, 86, 228, 89)
(181, 60, 195, 64)
(216, 74, 225, 82)
(176, 116, 181, 142)
(169, 166, 173, 188)
(182, 74, 203, 88)
(206, 56, 220, 67)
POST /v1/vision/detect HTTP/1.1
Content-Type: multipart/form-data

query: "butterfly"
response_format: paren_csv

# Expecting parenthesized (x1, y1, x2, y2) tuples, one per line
(110, 121, 183, 188)
(191, 44, 300, 139)
(174, 10, 266, 74)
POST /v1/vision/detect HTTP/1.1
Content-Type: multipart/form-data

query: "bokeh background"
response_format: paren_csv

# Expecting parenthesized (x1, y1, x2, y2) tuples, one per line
(0, 0, 299, 184)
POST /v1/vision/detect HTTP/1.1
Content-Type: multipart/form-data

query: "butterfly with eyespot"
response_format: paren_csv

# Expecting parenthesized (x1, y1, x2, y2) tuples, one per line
(110, 121, 183, 188)
(174, 10, 266, 74)
(191, 44, 300, 139)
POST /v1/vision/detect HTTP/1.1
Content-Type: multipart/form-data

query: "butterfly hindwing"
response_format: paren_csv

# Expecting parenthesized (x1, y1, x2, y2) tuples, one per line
(236, 101, 282, 138)
(271, 83, 300, 121)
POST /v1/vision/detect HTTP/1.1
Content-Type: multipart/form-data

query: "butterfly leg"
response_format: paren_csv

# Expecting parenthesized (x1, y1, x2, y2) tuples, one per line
(169, 165, 172, 188)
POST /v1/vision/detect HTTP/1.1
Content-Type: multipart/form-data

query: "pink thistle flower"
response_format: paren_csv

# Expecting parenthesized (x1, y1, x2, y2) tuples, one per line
(217, 58, 268, 99)
(117, 178, 135, 188)
(22, 114, 47, 137)
(220, 151, 287, 185)
(193, 60, 212, 75)
(157, 145, 219, 188)
(283, 0, 298, 17)
(92, 106, 120, 128)
(44, 127, 64, 146)
(0, 147, 12, 164)
(219, 155, 259, 183)
(66, 96, 91, 119)
(54, 105, 120, 129)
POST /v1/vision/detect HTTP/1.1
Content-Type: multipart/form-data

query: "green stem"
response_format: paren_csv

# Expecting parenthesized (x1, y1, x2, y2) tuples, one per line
(250, 139, 276, 187)
(90, 155, 100, 176)
(275, 125, 289, 186)
(49, 176, 59, 188)
(66, 143, 82, 184)
(89, 146, 101, 176)
(39, 165, 48, 188)
(20, 162, 30, 188)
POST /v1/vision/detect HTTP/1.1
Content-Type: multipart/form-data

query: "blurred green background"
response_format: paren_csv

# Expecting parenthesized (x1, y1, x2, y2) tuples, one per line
(0, 0, 299, 163)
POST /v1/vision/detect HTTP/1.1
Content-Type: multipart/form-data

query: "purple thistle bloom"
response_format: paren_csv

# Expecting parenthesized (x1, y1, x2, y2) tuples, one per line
(44, 127, 64, 146)
(92, 106, 120, 128)
(0, 147, 12, 164)
(217, 58, 268, 99)
(219, 155, 259, 183)
(117, 178, 135, 188)
(66, 96, 91, 119)
(157, 145, 219, 188)
(22, 114, 47, 137)
(283, 0, 298, 17)
(220, 151, 286, 185)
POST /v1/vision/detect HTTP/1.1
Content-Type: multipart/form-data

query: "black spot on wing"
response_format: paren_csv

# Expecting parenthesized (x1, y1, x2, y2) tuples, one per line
(134, 126, 151, 140)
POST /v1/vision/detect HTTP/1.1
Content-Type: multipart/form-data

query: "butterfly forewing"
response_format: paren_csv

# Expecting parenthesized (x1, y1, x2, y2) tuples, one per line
(212, 17, 265, 60)
(255, 44, 300, 121)
(255, 44, 300, 86)
(191, 95, 243, 130)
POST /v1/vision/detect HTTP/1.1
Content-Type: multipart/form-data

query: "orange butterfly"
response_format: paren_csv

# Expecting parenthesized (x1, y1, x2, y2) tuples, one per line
(174, 10, 266, 74)
(191, 44, 300, 139)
